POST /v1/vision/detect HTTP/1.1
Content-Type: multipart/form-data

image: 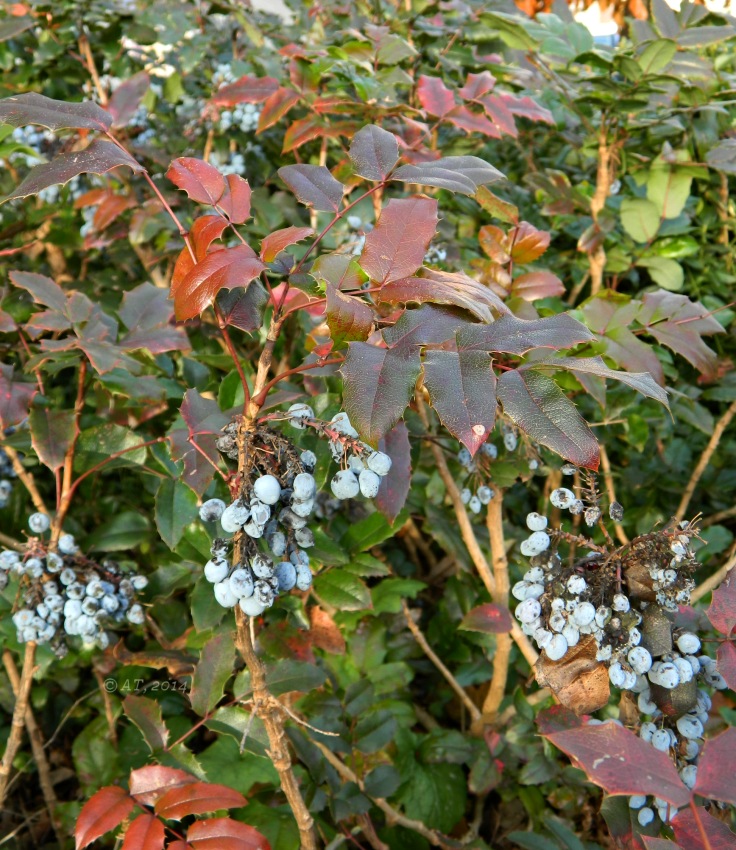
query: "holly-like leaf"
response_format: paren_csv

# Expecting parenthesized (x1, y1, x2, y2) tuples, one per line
(0, 365, 37, 429)
(348, 124, 399, 181)
(210, 75, 280, 106)
(376, 421, 412, 523)
(120, 813, 165, 850)
(155, 478, 198, 550)
(423, 348, 497, 456)
(620, 198, 661, 243)
(29, 408, 76, 471)
(108, 72, 150, 128)
(459, 314, 594, 355)
(257, 87, 300, 133)
(0, 16, 33, 42)
(119, 283, 190, 354)
(216, 284, 269, 333)
(260, 226, 314, 263)
(341, 342, 421, 445)
(75, 786, 136, 849)
(391, 155, 505, 195)
(189, 633, 235, 717)
(123, 695, 170, 753)
(326, 283, 374, 347)
(693, 726, 736, 805)
(673, 807, 736, 850)
(497, 370, 599, 469)
(0, 92, 111, 131)
(360, 197, 438, 284)
(172, 216, 230, 292)
(9, 270, 68, 313)
(310, 606, 347, 654)
(716, 640, 736, 690)
(459, 604, 513, 634)
(129, 766, 198, 807)
(475, 186, 519, 224)
(187, 817, 271, 850)
(166, 158, 251, 223)
(171, 245, 265, 321)
(417, 75, 455, 116)
(459, 71, 496, 100)
(509, 222, 551, 263)
(446, 105, 501, 139)
(510, 271, 565, 300)
(541, 720, 690, 807)
(278, 164, 344, 212)
(1, 139, 143, 205)
(313, 570, 372, 611)
(154, 782, 246, 820)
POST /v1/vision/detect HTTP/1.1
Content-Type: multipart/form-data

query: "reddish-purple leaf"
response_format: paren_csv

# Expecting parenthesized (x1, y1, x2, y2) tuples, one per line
(121, 813, 165, 850)
(475, 187, 519, 225)
(108, 72, 150, 127)
(392, 155, 504, 195)
(216, 283, 269, 333)
(180, 389, 230, 438)
(8, 270, 67, 313)
(93, 192, 136, 231)
(381, 268, 509, 323)
(119, 283, 190, 354)
(417, 75, 456, 117)
(75, 786, 136, 849)
(694, 726, 736, 805)
(278, 164, 344, 212)
(498, 92, 554, 124)
(510, 271, 565, 300)
(260, 226, 314, 263)
(536, 706, 585, 736)
(423, 348, 497, 455)
(257, 87, 300, 133)
(0, 310, 15, 333)
(542, 721, 690, 807)
(459, 604, 513, 634)
(707, 567, 735, 636)
(643, 838, 682, 850)
(29, 408, 76, 471)
(341, 342, 421, 445)
(458, 71, 496, 100)
(497, 370, 600, 469)
(459, 314, 595, 355)
(383, 304, 466, 351)
(509, 222, 551, 263)
(187, 817, 271, 850)
(446, 105, 501, 139)
(154, 782, 246, 820)
(478, 93, 518, 137)
(122, 695, 169, 753)
(129, 766, 198, 807)
(0, 365, 37, 429)
(376, 421, 411, 523)
(673, 807, 736, 850)
(0, 92, 111, 131)
(282, 116, 324, 153)
(326, 283, 374, 347)
(171, 245, 266, 321)
(348, 124, 399, 181)
(218, 175, 251, 224)
(361, 197, 438, 284)
(211, 75, 280, 106)
(716, 639, 736, 689)
(166, 158, 227, 207)
(189, 633, 235, 717)
(1, 139, 143, 204)
(169, 428, 219, 498)
(172, 215, 229, 291)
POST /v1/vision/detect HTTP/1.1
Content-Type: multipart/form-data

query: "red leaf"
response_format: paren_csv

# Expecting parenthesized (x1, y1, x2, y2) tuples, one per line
(707, 567, 735, 636)
(361, 197, 438, 284)
(0, 92, 111, 132)
(510, 271, 565, 301)
(173, 215, 230, 291)
(458, 71, 496, 100)
(121, 813, 165, 850)
(326, 283, 374, 347)
(348, 124, 399, 181)
(211, 75, 280, 106)
(446, 104, 501, 138)
(171, 245, 266, 321)
(0, 365, 37, 429)
(119, 282, 190, 355)
(479, 93, 518, 137)
(376, 420, 412, 523)
(309, 606, 346, 654)
(168, 843, 193, 850)
(282, 116, 324, 152)
(536, 706, 585, 736)
(129, 766, 198, 807)
(75, 786, 136, 849)
(498, 92, 554, 124)
(643, 838, 682, 850)
(108, 72, 150, 128)
(218, 174, 251, 224)
(93, 193, 136, 231)
(278, 164, 344, 212)
(417, 75, 455, 117)
(479, 224, 511, 263)
(187, 817, 271, 850)
(510, 222, 551, 263)
(693, 726, 736, 805)
(260, 226, 314, 263)
(166, 158, 227, 206)
(154, 782, 246, 820)
(459, 604, 513, 634)
(257, 87, 300, 133)
(673, 807, 736, 850)
(716, 639, 736, 689)
(541, 721, 690, 807)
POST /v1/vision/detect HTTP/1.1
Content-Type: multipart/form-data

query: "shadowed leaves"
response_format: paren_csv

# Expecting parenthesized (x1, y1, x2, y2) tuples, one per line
(349, 124, 399, 181)
(278, 164, 344, 211)
(0, 92, 111, 131)
(391, 155, 505, 195)
(326, 284, 374, 347)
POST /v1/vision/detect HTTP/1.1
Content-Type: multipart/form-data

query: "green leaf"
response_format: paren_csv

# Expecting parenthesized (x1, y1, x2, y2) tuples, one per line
(74, 423, 148, 472)
(419, 729, 475, 765)
(72, 717, 121, 793)
(29, 407, 76, 471)
(191, 576, 226, 631)
(189, 632, 235, 716)
(397, 762, 467, 832)
(86, 511, 150, 552)
(205, 706, 270, 756)
(355, 709, 398, 753)
(371, 578, 426, 614)
(646, 154, 693, 219)
(638, 39, 677, 75)
(314, 571, 372, 611)
(637, 256, 684, 291)
(122, 695, 169, 752)
(364, 764, 402, 798)
(199, 737, 278, 795)
(508, 832, 560, 850)
(155, 478, 198, 550)
(235, 660, 326, 699)
(620, 198, 660, 243)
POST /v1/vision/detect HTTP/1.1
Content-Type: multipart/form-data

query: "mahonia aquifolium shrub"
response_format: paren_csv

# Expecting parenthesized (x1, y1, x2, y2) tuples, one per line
(0, 447, 15, 509)
(1, 513, 147, 655)
(199, 406, 391, 617)
(512, 467, 727, 827)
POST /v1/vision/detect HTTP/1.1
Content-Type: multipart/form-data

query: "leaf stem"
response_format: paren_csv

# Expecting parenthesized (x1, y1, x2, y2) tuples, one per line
(253, 357, 343, 408)
(215, 304, 251, 414)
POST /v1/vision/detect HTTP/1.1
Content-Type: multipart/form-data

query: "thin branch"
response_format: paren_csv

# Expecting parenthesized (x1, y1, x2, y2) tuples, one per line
(702, 504, 736, 527)
(2, 446, 48, 515)
(0, 642, 37, 806)
(215, 305, 251, 413)
(401, 599, 481, 723)
(599, 444, 628, 545)
(66, 436, 166, 501)
(0, 532, 24, 552)
(253, 357, 343, 406)
(677, 399, 736, 521)
(691, 555, 735, 604)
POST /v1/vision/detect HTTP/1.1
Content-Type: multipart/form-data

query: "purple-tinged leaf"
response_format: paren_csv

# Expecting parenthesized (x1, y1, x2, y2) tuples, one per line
(694, 726, 736, 805)
(479, 93, 518, 138)
(257, 87, 300, 133)
(1, 139, 143, 205)
(458, 71, 496, 100)
(216, 283, 269, 333)
(381, 268, 509, 324)
(459, 604, 512, 634)
(459, 314, 594, 355)
(707, 567, 735, 636)
(497, 370, 599, 469)
(0, 16, 33, 42)
(169, 429, 218, 498)
(0, 365, 37, 429)
(180, 389, 230, 438)
(129, 765, 198, 807)
(189, 633, 235, 717)
(348, 124, 399, 181)
(643, 838, 682, 850)
(29, 408, 76, 471)
(210, 75, 280, 106)
(382, 304, 466, 351)
(154, 782, 246, 821)
(541, 721, 690, 807)
(260, 226, 314, 263)
(361, 197, 438, 284)
(0, 92, 111, 131)
(341, 343, 421, 445)
(376, 421, 411, 523)
(278, 164, 344, 212)
(123, 695, 170, 752)
(75, 786, 136, 850)
(716, 640, 736, 690)
(0, 310, 15, 333)
(119, 283, 190, 354)
(108, 72, 150, 127)
(446, 105, 501, 140)
(498, 92, 554, 124)
(673, 807, 736, 850)
(326, 283, 374, 347)
(510, 271, 565, 300)
(423, 348, 497, 456)
(187, 817, 271, 850)
(536, 706, 585, 736)
(8, 270, 67, 313)
(391, 155, 505, 195)
(417, 75, 456, 117)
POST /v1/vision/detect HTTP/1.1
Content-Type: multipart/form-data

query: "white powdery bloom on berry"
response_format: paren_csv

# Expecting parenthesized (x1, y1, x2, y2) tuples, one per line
(650, 729, 671, 752)
(676, 632, 700, 655)
(468, 495, 482, 514)
(550, 488, 575, 509)
(293, 473, 316, 501)
(504, 431, 518, 451)
(612, 593, 630, 613)
(526, 512, 547, 532)
(126, 604, 145, 625)
(534, 627, 553, 648)
(58, 533, 78, 555)
(637, 807, 654, 827)
(214, 580, 239, 608)
(460, 488, 472, 505)
(331, 412, 358, 438)
(477, 486, 493, 505)
(199, 498, 226, 522)
(609, 662, 627, 688)
(359, 469, 381, 498)
(204, 559, 229, 584)
(572, 601, 596, 628)
(583, 506, 602, 527)
(229, 569, 255, 599)
(629, 795, 646, 810)
(680, 765, 697, 790)
(516, 598, 541, 624)
(221, 501, 250, 533)
(562, 623, 580, 647)
(28, 512, 50, 534)
(239, 595, 267, 617)
(295, 563, 312, 591)
(287, 403, 314, 428)
(637, 689, 657, 714)
(566, 574, 586, 595)
(676, 715, 703, 740)
(253, 475, 282, 505)
(300, 449, 316, 470)
(628, 646, 652, 676)
(545, 633, 568, 661)
(274, 561, 297, 592)
(649, 661, 680, 690)
(366, 451, 392, 477)
(331, 470, 360, 500)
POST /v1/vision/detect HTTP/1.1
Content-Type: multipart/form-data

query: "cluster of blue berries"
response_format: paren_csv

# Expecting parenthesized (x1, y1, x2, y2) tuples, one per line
(0, 448, 15, 509)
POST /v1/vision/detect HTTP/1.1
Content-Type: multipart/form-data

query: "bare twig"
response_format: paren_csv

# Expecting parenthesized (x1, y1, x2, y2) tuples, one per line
(677, 399, 736, 521)
(0, 642, 37, 805)
(599, 444, 628, 545)
(401, 599, 481, 723)
(0, 532, 24, 551)
(702, 505, 736, 527)
(2, 446, 48, 516)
